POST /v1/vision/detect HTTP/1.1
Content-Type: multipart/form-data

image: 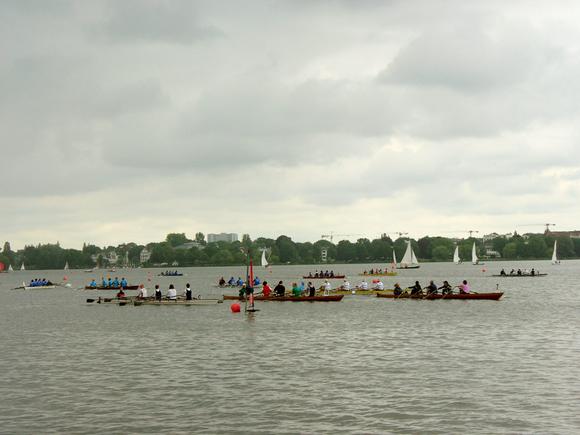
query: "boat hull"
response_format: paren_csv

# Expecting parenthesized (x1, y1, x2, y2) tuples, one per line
(223, 294, 344, 302)
(377, 292, 503, 300)
(491, 274, 547, 277)
(396, 265, 420, 269)
(15, 285, 57, 290)
(84, 285, 140, 290)
(358, 272, 397, 277)
(302, 275, 346, 279)
(134, 299, 222, 306)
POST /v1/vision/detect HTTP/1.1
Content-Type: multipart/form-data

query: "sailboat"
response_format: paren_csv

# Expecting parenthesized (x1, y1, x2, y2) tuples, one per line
(398, 241, 420, 269)
(8, 264, 13, 272)
(392, 249, 397, 267)
(261, 249, 269, 268)
(471, 242, 484, 265)
(64, 261, 69, 270)
(551, 240, 560, 264)
(20, 263, 26, 271)
(453, 246, 461, 264)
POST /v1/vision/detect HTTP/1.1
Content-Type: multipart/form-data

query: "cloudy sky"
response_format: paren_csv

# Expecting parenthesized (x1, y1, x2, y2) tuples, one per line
(2, 0, 580, 249)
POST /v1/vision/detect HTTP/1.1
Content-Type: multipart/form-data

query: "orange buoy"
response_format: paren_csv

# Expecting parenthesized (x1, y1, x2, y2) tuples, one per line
(230, 303, 241, 313)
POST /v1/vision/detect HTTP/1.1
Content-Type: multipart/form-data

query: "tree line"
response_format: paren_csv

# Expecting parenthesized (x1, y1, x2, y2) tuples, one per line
(0, 232, 578, 270)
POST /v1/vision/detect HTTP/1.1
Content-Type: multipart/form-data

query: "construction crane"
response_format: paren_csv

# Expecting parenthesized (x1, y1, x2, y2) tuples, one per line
(380, 232, 408, 240)
(442, 230, 479, 238)
(519, 223, 556, 233)
(321, 232, 362, 243)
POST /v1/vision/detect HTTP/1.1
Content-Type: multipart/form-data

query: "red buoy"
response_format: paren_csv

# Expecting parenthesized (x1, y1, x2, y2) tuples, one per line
(230, 303, 241, 313)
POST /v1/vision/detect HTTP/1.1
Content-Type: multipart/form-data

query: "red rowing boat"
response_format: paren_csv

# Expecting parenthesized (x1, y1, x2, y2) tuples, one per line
(223, 294, 344, 302)
(376, 292, 503, 300)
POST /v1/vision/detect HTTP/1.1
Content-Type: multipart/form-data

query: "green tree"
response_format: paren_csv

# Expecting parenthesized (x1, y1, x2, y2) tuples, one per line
(336, 240, 356, 262)
(432, 245, 451, 262)
(166, 233, 190, 247)
(195, 232, 206, 245)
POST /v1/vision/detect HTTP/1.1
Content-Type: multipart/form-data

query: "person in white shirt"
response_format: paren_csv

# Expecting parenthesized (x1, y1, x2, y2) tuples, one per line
(138, 284, 148, 299)
(167, 284, 177, 300)
(359, 280, 369, 290)
(323, 280, 332, 295)
(373, 280, 384, 290)
(341, 280, 351, 291)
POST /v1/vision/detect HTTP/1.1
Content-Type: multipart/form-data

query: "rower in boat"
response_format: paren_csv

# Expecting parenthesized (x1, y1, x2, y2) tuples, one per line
(517, 269, 522, 276)
(154, 284, 162, 301)
(120, 277, 128, 288)
(261, 281, 272, 297)
(274, 281, 285, 297)
(101, 277, 107, 287)
(236, 277, 244, 286)
(307, 282, 316, 297)
(438, 281, 452, 295)
(372, 280, 384, 290)
(530, 268, 536, 276)
(323, 279, 332, 295)
(409, 281, 423, 296)
(107, 277, 113, 287)
(116, 288, 126, 299)
(393, 283, 403, 297)
(509, 269, 515, 275)
(253, 276, 261, 286)
(167, 284, 177, 300)
(457, 280, 470, 294)
(89, 279, 97, 288)
(358, 280, 369, 290)
(238, 284, 247, 298)
(292, 282, 302, 297)
(137, 284, 148, 299)
(500, 268, 507, 276)
(341, 279, 351, 291)
(112, 277, 120, 287)
(219, 277, 226, 287)
(227, 277, 235, 286)
(425, 280, 438, 295)
(184, 283, 193, 300)
(329, 270, 335, 278)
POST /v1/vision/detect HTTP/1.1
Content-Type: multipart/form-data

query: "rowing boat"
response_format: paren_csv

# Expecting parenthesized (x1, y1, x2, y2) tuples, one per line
(133, 299, 222, 306)
(491, 274, 547, 277)
(376, 292, 503, 300)
(358, 272, 397, 277)
(14, 285, 57, 290)
(301, 275, 345, 279)
(223, 294, 344, 302)
(325, 289, 394, 296)
(158, 273, 184, 276)
(84, 285, 140, 290)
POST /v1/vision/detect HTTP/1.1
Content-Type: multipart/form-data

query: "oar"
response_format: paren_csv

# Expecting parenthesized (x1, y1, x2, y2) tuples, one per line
(86, 298, 95, 303)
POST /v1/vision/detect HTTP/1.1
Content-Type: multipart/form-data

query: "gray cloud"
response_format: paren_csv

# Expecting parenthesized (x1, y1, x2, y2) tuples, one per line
(2, 1, 580, 248)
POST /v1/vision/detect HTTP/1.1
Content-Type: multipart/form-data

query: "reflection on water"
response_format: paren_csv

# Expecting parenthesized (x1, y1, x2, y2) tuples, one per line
(0, 261, 579, 433)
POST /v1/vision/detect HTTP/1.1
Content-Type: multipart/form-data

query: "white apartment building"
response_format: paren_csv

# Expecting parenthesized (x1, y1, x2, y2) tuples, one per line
(207, 233, 238, 243)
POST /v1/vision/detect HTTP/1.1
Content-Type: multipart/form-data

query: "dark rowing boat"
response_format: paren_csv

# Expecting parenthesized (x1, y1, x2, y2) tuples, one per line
(84, 285, 140, 290)
(491, 274, 547, 277)
(377, 292, 503, 300)
(223, 294, 344, 302)
(158, 273, 184, 276)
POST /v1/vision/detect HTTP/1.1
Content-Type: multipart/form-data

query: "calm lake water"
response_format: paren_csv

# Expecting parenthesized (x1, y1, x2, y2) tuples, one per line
(0, 261, 579, 434)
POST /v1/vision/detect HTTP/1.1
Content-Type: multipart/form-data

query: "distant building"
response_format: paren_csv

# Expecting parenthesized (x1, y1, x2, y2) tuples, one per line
(175, 241, 203, 250)
(140, 248, 151, 264)
(547, 230, 580, 239)
(485, 249, 501, 258)
(207, 233, 238, 243)
(106, 251, 118, 265)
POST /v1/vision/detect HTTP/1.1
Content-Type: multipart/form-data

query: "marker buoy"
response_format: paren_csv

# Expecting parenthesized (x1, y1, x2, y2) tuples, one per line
(230, 303, 241, 313)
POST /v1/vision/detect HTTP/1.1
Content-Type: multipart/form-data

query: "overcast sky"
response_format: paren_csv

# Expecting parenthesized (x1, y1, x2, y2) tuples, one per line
(2, 0, 579, 249)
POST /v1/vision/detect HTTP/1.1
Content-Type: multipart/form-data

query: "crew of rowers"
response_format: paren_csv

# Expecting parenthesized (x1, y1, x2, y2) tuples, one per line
(238, 280, 318, 298)
(392, 280, 470, 296)
(28, 278, 54, 287)
(87, 277, 128, 288)
(306, 270, 337, 278)
(219, 276, 261, 287)
(500, 268, 538, 276)
(115, 283, 195, 301)
(161, 270, 181, 276)
(361, 268, 393, 275)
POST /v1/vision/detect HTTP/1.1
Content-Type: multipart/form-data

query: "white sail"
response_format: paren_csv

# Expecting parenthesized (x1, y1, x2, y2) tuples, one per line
(392, 248, 397, 265)
(261, 249, 269, 268)
(64, 261, 69, 270)
(20, 263, 25, 271)
(471, 242, 478, 265)
(551, 240, 559, 264)
(453, 246, 460, 264)
(400, 241, 420, 268)
(8, 264, 13, 272)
